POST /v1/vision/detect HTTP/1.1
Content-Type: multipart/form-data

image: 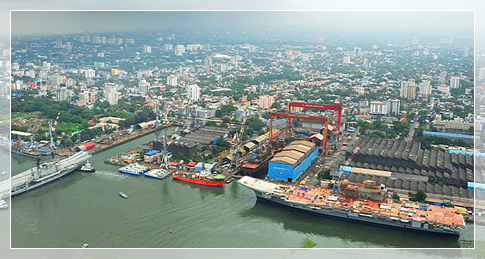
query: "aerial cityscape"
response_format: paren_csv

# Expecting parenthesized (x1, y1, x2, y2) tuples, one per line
(0, 11, 481, 248)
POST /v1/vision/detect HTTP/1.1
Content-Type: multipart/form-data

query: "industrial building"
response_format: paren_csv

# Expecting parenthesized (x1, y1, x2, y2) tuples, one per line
(163, 126, 232, 156)
(344, 137, 473, 188)
(268, 140, 318, 182)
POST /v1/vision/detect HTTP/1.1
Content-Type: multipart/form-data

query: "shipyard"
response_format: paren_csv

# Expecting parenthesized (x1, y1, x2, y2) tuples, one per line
(4, 10, 480, 250)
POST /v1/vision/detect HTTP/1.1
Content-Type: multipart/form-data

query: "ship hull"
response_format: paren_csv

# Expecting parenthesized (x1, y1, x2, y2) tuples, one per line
(119, 170, 144, 176)
(9, 152, 90, 198)
(172, 174, 225, 186)
(144, 173, 170, 180)
(11, 149, 40, 159)
(239, 179, 462, 235)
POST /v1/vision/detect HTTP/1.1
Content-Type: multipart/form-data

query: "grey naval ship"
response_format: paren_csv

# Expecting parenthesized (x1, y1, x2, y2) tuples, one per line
(3, 151, 90, 198)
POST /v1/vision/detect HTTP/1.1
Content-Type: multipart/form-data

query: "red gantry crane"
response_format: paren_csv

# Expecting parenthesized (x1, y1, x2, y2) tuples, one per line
(270, 112, 329, 155)
(287, 100, 343, 140)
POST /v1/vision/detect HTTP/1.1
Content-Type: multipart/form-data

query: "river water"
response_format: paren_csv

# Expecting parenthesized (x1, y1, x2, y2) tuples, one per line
(8, 128, 478, 249)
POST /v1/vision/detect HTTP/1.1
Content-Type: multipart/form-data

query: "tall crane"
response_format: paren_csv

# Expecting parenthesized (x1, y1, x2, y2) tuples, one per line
(344, 140, 364, 166)
(231, 110, 248, 168)
(160, 134, 169, 168)
(47, 111, 60, 161)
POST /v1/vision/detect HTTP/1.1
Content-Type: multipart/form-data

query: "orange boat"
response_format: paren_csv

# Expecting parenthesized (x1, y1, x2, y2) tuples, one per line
(172, 171, 226, 186)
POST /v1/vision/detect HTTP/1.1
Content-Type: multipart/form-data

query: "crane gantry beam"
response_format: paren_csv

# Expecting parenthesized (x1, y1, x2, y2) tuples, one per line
(287, 100, 343, 140)
(270, 112, 328, 155)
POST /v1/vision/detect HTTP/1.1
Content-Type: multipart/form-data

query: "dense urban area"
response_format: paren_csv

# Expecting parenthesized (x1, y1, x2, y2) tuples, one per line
(1, 25, 484, 247)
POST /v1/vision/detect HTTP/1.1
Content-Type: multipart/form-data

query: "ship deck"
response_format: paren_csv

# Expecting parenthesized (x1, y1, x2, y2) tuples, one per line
(239, 176, 465, 228)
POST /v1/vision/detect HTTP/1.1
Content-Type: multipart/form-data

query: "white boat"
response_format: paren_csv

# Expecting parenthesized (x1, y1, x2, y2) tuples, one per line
(1, 171, 6, 176)
(82, 243, 89, 248)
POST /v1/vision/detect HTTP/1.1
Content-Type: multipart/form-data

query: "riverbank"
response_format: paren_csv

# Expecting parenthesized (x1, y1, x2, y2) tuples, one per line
(54, 125, 172, 157)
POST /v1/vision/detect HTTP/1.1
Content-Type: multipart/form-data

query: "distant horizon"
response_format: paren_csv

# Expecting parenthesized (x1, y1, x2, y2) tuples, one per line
(11, 11, 474, 37)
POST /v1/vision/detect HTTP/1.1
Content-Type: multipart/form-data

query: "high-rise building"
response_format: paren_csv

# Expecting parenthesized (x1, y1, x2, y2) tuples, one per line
(407, 86, 416, 100)
(175, 45, 185, 56)
(55, 40, 63, 48)
(205, 56, 212, 68)
(51, 75, 64, 86)
(101, 36, 107, 44)
(419, 80, 432, 97)
(343, 54, 351, 64)
(138, 80, 151, 95)
(104, 84, 118, 105)
(450, 76, 460, 88)
(302, 53, 310, 62)
(480, 67, 485, 80)
(143, 45, 152, 54)
(167, 75, 177, 86)
(370, 101, 388, 115)
(85, 69, 95, 79)
(165, 44, 173, 51)
(259, 95, 275, 109)
(56, 87, 69, 102)
(389, 98, 400, 115)
(187, 84, 200, 101)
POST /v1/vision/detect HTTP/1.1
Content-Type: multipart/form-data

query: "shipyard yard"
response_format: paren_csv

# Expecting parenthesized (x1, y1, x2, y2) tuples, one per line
(7, 126, 477, 248)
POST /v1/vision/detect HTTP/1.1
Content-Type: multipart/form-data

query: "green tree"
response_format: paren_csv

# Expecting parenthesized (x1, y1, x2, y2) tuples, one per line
(412, 190, 427, 202)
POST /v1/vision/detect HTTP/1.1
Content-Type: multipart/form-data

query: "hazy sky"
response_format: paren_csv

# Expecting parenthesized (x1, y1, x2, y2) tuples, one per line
(11, 11, 473, 35)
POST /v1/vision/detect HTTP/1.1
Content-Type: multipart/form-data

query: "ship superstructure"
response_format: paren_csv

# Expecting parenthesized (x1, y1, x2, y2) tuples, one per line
(238, 176, 466, 235)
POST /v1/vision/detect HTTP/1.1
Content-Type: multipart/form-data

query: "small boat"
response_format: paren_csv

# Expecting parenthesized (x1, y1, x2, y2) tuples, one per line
(82, 243, 89, 248)
(119, 192, 128, 199)
(0, 200, 8, 210)
(1, 171, 6, 176)
(79, 160, 95, 173)
(144, 168, 171, 180)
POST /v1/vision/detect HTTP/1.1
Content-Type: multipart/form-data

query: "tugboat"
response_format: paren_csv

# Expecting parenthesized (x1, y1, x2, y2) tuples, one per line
(119, 192, 128, 199)
(79, 160, 95, 173)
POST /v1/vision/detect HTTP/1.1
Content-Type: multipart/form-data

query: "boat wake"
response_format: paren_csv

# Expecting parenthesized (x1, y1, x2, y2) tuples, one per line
(94, 170, 128, 180)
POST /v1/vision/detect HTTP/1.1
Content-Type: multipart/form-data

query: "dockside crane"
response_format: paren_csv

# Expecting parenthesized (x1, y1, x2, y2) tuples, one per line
(230, 110, 248, 169)
(343, 140, 364, 167)
(47, 111, 60, 161)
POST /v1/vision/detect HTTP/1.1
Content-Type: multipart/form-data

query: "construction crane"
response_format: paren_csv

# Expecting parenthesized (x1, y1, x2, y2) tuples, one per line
(160, 134, 169, 169)
(47, 111, 60, 161)
(344, 140, 364, 166)
(230, 110, 248, 169)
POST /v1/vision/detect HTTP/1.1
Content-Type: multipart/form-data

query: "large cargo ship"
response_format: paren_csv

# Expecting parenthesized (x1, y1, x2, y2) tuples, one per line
(238, 176, 466, 235)
(7, 151, 90, 198)
(172, 171, 226, 186)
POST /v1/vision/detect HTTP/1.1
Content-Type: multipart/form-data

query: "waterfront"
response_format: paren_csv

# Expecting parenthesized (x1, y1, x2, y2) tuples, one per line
(9, 127, 477, 248)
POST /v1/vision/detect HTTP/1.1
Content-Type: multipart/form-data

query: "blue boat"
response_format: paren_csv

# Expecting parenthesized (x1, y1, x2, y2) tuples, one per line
(119, 163, 149, 176)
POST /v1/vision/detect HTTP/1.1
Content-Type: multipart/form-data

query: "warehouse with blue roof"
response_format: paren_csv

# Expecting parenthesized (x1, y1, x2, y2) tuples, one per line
(268, 140, 318, 182)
